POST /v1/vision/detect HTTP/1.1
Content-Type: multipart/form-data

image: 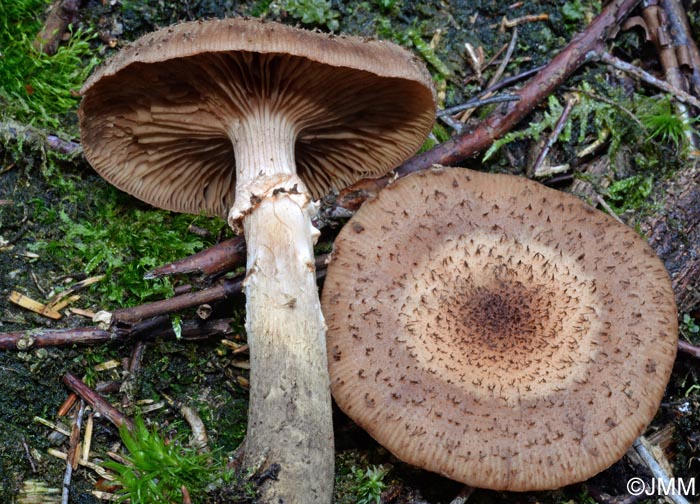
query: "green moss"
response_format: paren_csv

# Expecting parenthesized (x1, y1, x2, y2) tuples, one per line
(639, 95, 697, 152)
(0, 0, 99, 130)
(681, 314, 700, 344)
(104, 416, 234, 503)
(604, 175, 654, 213)
(28, 180, 227, 307)
(275, 0, 340, 31)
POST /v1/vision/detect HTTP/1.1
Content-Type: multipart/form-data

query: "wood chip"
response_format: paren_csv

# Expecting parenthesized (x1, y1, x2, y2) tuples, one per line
(50, 294, 80, 312)
(82, 414, 94, 464)
(47, 448, 114, 481)
(140, 401, 166, 414)
(34, 416, 71, 437)
(231, 360, 250, 369)
(9, 291, 62, 319)
(48, 275, 104, 307)
(236, 376, 249, 389)
(91, 490, 119, 501)
(69, 307, 97, 318)
(93, 360, 121, 372)
(221, 340, 248, 354)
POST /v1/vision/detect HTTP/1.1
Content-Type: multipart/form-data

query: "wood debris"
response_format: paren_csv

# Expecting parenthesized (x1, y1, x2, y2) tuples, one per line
(9, 291, 62, 320)
(500, 13, 550, 30)
(47, 448, 114, 481)
(69, 307, 97, 318)
(48, 275, 104, 308)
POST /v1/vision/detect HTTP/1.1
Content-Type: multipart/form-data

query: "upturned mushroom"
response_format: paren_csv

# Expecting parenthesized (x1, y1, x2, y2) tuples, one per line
(322, 167, 678, 491)
(78, 18, 435, 502)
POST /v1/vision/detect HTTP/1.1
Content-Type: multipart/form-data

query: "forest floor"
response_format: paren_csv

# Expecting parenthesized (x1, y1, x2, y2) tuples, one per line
(1, 0, 699, 503)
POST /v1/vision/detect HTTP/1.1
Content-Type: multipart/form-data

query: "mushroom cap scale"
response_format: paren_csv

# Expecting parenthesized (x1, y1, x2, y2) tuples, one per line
(78, 18, 436, 217)
(322, 167, 678, 491)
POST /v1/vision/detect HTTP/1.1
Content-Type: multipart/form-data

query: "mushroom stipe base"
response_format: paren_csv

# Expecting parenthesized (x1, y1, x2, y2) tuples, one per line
(322, 167, 678, 492)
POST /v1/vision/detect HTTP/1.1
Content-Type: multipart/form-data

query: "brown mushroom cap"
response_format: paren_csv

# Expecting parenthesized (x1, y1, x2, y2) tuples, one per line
(78, 17, 436, 217)
(322, 167, 678, 491)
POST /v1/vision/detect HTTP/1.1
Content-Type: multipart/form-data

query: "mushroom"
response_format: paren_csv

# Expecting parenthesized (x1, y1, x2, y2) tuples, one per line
(321, 167, 678, 491)
(77, 18, 436, 502)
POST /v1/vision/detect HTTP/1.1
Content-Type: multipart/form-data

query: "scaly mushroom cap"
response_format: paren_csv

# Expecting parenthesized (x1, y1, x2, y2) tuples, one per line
(78, 17, 436, 217)
(322, 167, 678, 491)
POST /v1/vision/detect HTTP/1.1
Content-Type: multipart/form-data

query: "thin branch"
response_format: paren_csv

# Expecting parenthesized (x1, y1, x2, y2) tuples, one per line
(531, 96, 576, 175)
(595, 51, 700, 109)
(633, 437, 691, 504)
(62, 373, 134, 431)
(458, 29, 520, 125)
(61, 399, 85, 504)
(595, 195, 626, 225)
(0, 121, 82, 157)
(437, 94, 520, 117)
(0, 317, 237, 350)
(564, 86, 646, 130)
(33, 0, 80, 55)
(181, 405, 210, 454)
(111, 278, 243, 326)
(660, 0, 700, 99)
(678, 340, 700, 359)
(487, 28, 518, 89)
(145, 237, 246, 279)
(329, 0, 643, 212)
(481, 64, 546, 95)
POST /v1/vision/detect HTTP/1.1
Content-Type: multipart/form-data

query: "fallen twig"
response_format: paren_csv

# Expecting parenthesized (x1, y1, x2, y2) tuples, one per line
(62, 373, 134, 431)
(61, 399, 85, 504)
(0, 327, 113, 350)
(22, 438, 38, 473)
(111, 278, 243, 326)
(456, 29, 519, 126)
(33, 0, 80, 55)
(145, 237, 246, 279)
(595, 51, 700, 110)
(0, 121, 82, 157)
(501, 13, 549, 30)
(181, 405, 210, 454)
(48, 275, 104, 308)
(82, 413, 94, 464)
(481, 64, 546, 94)
(678, 340, 700, 359)
(121, 340, 147, 407)
(633, 436, 691, 504)
(487, 28, 518, 89)
(596, 195, 626, 225)
(8, 290, 62, 320)
(0, 317, 236, 350)
(660, 0, 700, 101)
(328, 0, 643, 213)
(531, 96, 576, 176)
(48, 447, 114, 481)
(117, 255, 327, 325)
(437, 94, 520, 118)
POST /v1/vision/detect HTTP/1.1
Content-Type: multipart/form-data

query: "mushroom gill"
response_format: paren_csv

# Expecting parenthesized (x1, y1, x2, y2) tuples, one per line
(78, 18, 436, 503)
(322, 167, 678, 492)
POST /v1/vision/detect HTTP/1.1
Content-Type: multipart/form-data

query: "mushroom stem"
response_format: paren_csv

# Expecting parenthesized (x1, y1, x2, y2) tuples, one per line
(227, 108, 334, 502)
